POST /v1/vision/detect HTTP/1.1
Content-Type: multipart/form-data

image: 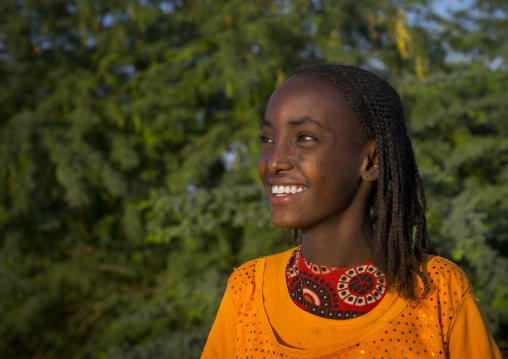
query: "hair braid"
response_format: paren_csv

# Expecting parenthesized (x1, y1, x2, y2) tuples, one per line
(291, 64, 431, 300)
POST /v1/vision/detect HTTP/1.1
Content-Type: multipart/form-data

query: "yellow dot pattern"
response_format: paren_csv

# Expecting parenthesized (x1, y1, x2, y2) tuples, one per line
(224, 256, 475, 358)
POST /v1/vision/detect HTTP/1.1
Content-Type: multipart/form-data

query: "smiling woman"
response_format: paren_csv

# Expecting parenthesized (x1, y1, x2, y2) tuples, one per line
(258, 74, 375, 267)
(201, 64, 502, 359)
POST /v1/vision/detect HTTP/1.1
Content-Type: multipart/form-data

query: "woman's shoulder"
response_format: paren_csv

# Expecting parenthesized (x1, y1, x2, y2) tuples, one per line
(227, 248, 295, 290)
(227, 258, 259, 289)
(420, 255, 474, 308)
(425, 255, 472, 288)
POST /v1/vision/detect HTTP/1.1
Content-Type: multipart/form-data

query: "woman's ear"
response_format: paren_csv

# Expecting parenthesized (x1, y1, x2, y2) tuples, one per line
(360, 140, 378, 183)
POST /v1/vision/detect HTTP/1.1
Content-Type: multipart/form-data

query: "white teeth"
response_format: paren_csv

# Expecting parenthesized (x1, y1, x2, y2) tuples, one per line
(272, 185, 305, 195)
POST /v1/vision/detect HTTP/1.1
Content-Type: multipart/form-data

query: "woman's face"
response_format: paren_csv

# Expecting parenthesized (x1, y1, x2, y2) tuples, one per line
(258, 74, 373, 231)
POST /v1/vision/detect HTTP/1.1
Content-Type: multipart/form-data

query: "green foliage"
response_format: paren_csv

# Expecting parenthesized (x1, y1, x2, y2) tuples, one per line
(0, 0, 507, 357)
(401, 66, 508, 333)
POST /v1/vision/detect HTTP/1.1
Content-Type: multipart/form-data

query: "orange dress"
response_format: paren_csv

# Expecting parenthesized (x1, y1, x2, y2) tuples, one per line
(202, 248, 502, 359)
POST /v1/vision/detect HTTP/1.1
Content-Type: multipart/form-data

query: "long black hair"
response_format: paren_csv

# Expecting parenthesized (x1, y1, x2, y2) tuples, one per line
(292, 64, 431, 300)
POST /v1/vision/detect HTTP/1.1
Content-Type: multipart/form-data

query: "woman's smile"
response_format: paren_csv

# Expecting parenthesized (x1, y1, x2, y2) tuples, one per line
(271, 185, 306, 195)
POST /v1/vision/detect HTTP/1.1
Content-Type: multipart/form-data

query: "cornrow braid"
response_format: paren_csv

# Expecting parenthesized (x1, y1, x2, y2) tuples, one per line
(291, 64, 431, 300)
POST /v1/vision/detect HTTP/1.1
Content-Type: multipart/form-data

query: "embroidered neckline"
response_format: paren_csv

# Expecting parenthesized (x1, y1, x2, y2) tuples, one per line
(286, 248, 388, 319)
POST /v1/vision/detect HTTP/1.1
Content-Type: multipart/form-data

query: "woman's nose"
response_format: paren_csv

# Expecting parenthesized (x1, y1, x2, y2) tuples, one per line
(266, 142, 294, 174)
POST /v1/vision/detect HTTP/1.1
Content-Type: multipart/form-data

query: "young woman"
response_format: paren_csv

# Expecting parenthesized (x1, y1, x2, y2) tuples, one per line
(201, 64, 501, 358)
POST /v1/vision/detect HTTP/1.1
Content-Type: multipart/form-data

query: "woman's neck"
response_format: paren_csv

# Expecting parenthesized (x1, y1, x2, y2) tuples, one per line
(299, 211, 373, 268)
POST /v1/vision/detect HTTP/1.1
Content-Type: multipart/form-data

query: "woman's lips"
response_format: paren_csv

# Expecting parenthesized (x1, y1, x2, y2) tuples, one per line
(269, 185, 307, 205)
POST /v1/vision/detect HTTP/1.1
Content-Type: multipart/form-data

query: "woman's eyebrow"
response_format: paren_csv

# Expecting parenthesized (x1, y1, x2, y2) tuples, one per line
(288, 116, 324, 128)
(261, 116, 324, 129)
(261, 118, 272, 128)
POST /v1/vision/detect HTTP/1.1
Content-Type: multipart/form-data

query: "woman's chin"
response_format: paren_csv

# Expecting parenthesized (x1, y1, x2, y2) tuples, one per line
(270, 213, 301, 229)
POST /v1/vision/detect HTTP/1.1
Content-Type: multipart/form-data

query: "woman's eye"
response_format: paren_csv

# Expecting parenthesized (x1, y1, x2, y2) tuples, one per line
(259, 134, 273, 143)
(298, 133, 316, 141)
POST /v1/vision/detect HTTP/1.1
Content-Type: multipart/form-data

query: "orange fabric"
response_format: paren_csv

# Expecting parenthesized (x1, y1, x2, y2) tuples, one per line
(202, 248, 502, 359)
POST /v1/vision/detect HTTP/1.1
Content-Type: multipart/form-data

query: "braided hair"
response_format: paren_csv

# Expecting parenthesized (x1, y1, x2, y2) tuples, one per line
(291, 64, 431, 300)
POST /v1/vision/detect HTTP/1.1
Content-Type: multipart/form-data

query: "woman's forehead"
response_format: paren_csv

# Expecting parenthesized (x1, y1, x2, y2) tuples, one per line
(267, 74, 356, 120)
(264, 75, 365, 140)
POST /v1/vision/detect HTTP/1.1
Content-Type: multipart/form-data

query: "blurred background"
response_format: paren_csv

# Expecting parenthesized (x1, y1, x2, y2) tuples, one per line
(0, 0, 507, 357)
